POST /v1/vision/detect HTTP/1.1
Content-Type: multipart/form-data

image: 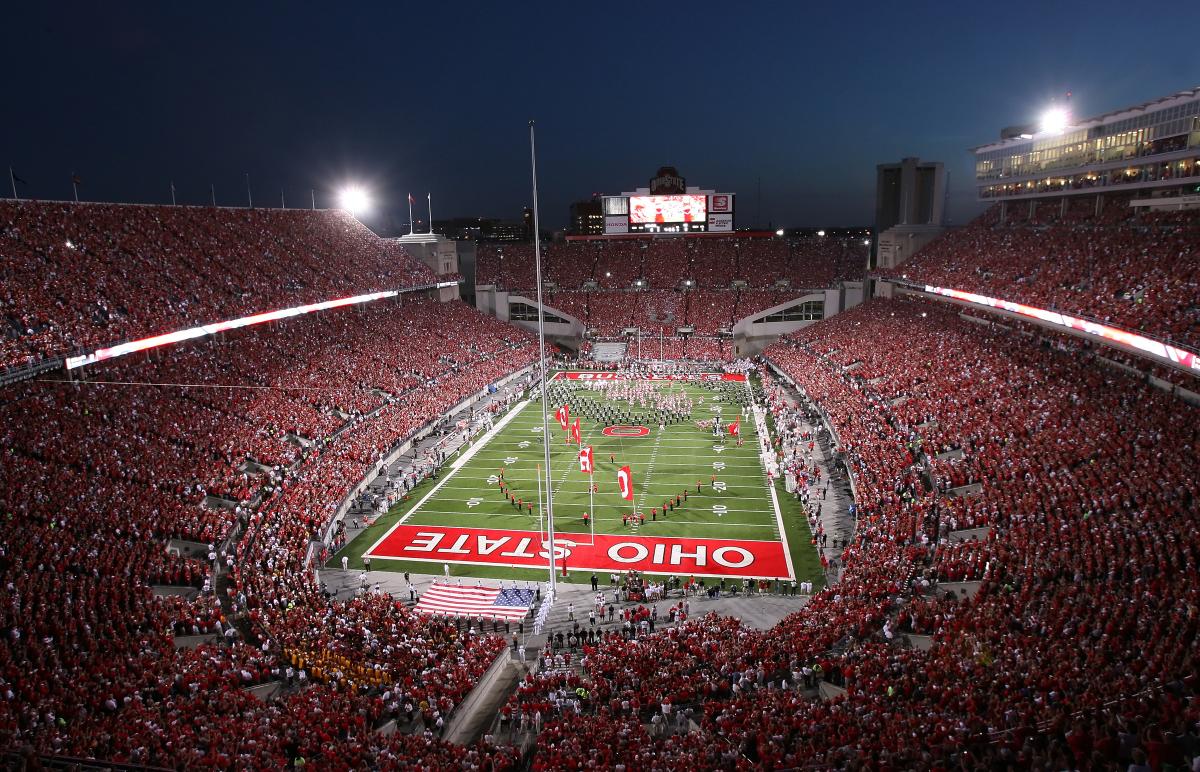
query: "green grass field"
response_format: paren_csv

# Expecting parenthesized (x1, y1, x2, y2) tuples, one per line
(335, 374, 824, 589)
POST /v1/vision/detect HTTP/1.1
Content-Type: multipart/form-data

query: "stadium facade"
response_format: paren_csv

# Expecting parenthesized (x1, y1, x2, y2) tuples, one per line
(973, 86, 1200, 210)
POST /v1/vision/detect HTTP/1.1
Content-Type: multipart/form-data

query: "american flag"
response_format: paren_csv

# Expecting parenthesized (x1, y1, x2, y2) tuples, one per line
(414, 583, 534, 621)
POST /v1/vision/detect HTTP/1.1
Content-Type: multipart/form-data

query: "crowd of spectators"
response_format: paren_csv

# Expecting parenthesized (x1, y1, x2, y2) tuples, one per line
(477, 236, 866, 293)
(0, 201, 439, 371)
(0, 295, 539, 768)
(560, 286, 825, 346)
(6, 192, 1199, 768)
(879, 197, 1199, 348)
(516, 296, 1199, 769)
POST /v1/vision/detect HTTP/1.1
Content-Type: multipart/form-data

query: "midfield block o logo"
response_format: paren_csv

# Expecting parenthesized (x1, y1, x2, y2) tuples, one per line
(602, 425, 650, 437)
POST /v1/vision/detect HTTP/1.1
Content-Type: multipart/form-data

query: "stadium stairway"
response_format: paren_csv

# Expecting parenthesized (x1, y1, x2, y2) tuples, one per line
(151, 585, 199, 599)
(442, 654, 527, 745)
(945, 527, 990, 543)
(906, 634, 934, 652)
(173, 634, 220, 650)
(817, 681, 848, 701)
(931, 580, 982, 600)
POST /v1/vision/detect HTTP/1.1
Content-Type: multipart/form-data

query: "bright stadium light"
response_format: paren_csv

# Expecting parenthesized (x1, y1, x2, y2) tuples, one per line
(1040, 106, 1070, 134)
(338, 186, 371, 217)
(775, 229, 785, 237)
(817, 229, 826, 237)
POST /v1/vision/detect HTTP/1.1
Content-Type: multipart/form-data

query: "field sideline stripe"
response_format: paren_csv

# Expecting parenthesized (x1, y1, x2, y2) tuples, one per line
(361, 399, 532, 559)
(750, 377, 797, 581)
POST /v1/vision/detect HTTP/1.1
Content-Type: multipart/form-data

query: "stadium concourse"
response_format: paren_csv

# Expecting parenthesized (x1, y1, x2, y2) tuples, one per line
(0, 197, 1198, 772)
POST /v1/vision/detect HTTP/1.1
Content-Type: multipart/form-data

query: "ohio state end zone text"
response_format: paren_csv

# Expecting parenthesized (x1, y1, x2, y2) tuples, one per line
(364, 524, 791, 580)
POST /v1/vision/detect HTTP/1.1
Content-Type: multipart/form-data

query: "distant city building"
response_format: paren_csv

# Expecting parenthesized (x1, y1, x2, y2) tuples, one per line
(431, 217, 529, 242)
(874, 158, 946, 272)
(569, 198, 604, 235)
(875, 157, 946, 233)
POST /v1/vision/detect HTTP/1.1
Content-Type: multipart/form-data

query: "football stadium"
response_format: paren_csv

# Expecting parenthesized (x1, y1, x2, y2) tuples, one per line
(1, 5, 1199, 770)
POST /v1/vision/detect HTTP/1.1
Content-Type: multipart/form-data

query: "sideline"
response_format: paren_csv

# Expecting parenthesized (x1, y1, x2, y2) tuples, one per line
(751, 378, 797, 581)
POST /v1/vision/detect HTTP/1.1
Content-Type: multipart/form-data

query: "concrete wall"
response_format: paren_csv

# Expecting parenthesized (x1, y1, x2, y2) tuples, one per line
(504, 294, 586, 340)
(875, 224, 945, 271)
(475, 285, 499, 318)
(732, 291, 837, 357)
(842, 281, 865, 310)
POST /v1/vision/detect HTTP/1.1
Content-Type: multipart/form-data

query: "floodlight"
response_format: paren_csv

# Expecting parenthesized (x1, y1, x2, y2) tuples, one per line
(775, 229, 785, 237)
(338, 186, 371, 216)
(817, 230, 826, 237)
(862, 239, 870, 245)
(1040, 107, 1070, 134)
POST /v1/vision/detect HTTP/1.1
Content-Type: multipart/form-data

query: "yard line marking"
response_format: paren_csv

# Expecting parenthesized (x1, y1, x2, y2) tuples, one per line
(421, 483, 774, 503)
(406, 511, 780, 527)
(361, 400, 531, 559)
(411, 501, 774, 513)
(635, 428, 665, 511)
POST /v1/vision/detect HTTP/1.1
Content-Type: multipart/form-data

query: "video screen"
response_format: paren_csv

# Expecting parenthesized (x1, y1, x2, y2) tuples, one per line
(629, 195, 707, 224)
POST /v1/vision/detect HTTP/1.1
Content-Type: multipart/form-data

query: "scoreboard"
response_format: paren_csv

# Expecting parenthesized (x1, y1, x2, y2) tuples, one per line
(602, 191, 735, 235)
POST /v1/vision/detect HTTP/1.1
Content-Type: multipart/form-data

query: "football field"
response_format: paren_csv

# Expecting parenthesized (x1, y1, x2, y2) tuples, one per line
(337, 372, 823, 587)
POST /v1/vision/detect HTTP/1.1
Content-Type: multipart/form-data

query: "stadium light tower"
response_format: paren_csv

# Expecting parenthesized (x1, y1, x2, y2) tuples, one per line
(338, 186, 371, 217)
(1040, 106, 1070, 134)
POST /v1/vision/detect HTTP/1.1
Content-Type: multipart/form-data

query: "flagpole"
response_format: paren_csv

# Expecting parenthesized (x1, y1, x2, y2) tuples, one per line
(72, 176, 79, 203)
(8, 168, 16, 200)
(408, 194, 414, 234)
(281, 189, 285, 209)
(170, 181, 177, 206)
(210, 184, 216, 207)
(245, 173, 253, 209)
(529, 120, 557, 593)
(584, 436, 594, 546)
(537, 463, 544, 541)
(311, 189, 316, 210)
(427, 192, 433, 234)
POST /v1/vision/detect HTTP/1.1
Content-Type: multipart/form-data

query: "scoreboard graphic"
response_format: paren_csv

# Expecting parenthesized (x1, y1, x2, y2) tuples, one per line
(630, 195, 706, 225)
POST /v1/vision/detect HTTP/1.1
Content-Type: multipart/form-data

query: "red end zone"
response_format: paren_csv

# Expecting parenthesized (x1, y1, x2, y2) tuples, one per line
(364, 524, 791, 580)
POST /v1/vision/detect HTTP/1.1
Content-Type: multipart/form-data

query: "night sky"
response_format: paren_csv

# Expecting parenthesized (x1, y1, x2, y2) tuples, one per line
(2, 1, 1196, 232)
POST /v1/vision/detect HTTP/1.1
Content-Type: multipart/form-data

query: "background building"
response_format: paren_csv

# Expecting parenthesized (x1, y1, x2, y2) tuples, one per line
(569, 198, 605, 235)
(873, 157, 946, 271)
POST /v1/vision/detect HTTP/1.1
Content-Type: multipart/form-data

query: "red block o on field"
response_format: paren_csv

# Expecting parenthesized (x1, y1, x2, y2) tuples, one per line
(602, 425, 650, 437)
